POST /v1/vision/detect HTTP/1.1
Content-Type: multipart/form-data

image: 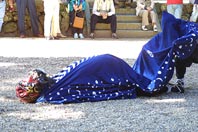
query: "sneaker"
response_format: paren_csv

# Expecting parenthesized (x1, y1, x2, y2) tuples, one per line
(79, 33, 84, 39)
(112, 33, 119, 39)
(89, 33, 95, 39)
(141, 25, 148, 31)
(153, 25, 158, 32)
(74, 33, 78, 39)
(171, 79, 185, 93)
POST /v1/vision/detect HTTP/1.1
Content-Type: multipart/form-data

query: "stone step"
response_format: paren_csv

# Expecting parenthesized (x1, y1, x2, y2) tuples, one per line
(90, 7, 136, 15)
(115, 8, 136, 15)
(96, 23, 141, 30)
(94, 30, 158, 38)
(117, 14, 141, 22)
(85, 1, 160, 38)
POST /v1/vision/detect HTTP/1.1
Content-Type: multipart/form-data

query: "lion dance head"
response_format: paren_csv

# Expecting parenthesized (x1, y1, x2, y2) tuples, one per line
(16, 69, 54, 103)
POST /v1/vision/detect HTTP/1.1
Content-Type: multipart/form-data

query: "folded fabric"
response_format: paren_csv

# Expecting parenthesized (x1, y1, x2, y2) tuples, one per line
(35, 11, 198, 104)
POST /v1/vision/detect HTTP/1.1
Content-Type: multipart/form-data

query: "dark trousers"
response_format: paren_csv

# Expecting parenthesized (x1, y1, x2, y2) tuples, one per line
(90, 14, 117, 33)
(16, 0, 40, 35)
(69, 10, 84, 34)
(175, 46, 198, 79)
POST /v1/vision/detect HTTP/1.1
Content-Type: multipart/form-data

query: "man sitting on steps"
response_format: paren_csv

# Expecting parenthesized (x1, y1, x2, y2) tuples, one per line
(136, 0, 158, 32)
(89, 0, 119, 39)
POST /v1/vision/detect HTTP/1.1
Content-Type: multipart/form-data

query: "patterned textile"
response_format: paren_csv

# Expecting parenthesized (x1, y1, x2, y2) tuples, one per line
(16, 69, 55, 103)
(133, 11, 198, 93)
(37, 54, 139, 104)
(35, 11, 198, 104)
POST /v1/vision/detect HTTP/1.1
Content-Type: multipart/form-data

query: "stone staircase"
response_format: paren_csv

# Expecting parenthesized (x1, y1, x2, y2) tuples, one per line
(89, 1, 161, 38)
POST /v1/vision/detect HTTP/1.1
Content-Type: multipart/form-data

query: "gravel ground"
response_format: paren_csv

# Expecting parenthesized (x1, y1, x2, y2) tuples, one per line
(0, 56, 198, 132)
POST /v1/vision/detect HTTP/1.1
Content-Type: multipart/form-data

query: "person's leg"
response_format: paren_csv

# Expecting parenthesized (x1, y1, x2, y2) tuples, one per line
(85, 1, 91, 35)
(51, 0, 61, 37)
(43, 0, 53, 38)
(167, 4, 175, 16)
(0, 1, 6, 32)
(139, 10, 149, 30)
(175, 60, 187, 80)
(174, 4, 183, 19)
(104, 14, 117, 33)
(150, 10, 157, 24)
(89, 14, 100, 38)
(90, 14, 99, 33)
(105, 14, 118, 38)
(190, 5, 198, 22)
(150, 10, 157, 31)
(16, 0, 27, 36)
(27, 0, 40, 36)
(69, 11, 78, 38)
(77, 11, 85, 39)
(173, 57, 193, 93)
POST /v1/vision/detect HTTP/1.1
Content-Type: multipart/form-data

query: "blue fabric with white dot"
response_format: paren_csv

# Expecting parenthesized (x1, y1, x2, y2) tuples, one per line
(36, 12, 198, 104)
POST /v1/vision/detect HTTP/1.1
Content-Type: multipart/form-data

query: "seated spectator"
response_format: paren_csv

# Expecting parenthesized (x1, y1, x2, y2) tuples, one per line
(43, 0, 67, 40)
(190, 0, 198, 22)
(89, 0, 118, 39)
(136, 0, 158, 32)
(68, 0, 86, 39)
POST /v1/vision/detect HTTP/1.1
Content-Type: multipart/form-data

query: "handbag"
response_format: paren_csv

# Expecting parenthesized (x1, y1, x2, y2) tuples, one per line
(73, 11, 84, 29)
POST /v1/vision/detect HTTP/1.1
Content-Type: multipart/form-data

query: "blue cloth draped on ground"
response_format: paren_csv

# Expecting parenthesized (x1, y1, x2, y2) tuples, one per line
(133, 11, 198, 93)
(37, 54, 142, 104)
(36, 12, 198, 104)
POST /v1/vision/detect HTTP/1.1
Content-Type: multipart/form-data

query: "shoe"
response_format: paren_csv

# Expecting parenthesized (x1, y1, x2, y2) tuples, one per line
(35, 34, 44, 38)
(74, 33, 78, 39)
(153, 25, 158, 32)
(57, 33, 67, 38)
(45, 36, 54, 40)
(125, 0, 131, 5)
(20, 34, 25, 38)
(79, 33, 84, 39)
(112, 33, 119, 39)
(114, 0, 119, 5)
(89, 33, 95, 39)
(171, 79, 185, 93)
(141, 26, 148, 31)
(53, 36, 60, 40)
